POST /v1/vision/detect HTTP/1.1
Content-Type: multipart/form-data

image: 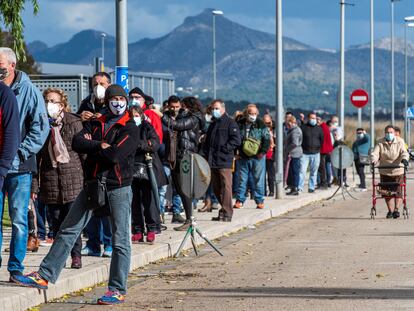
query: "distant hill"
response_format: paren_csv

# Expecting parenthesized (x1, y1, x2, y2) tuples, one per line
(28, 9, 414, 115)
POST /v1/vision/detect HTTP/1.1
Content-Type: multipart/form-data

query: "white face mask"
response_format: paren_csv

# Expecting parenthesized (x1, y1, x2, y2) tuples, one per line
(134, 116, 142, 126)
(109, 100, 127, 115)
(205, 114, 212, 123)
(248, 114, 257, 123)
(47, 102, 61, 119)
(93, 85, 106, 100)
(153, 104, 161, 111)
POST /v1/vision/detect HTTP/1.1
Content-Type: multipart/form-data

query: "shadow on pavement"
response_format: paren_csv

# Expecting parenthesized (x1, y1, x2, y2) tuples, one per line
(177, 287, 414, 300)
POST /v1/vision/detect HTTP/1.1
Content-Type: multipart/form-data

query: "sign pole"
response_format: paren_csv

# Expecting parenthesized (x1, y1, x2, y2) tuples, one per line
(358, 108, 362, 127)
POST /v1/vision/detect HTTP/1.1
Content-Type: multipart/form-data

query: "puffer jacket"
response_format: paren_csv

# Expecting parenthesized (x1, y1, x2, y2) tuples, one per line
(35, 113, 84, 205)
(237, 116, 271, 158)
(72, 112, 139, 190)
(162, 110, 204, 160)
(134, 121, 167, 187)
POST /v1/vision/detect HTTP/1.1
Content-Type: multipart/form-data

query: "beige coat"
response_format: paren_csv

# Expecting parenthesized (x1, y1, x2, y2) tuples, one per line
(371, 137, 409, 176)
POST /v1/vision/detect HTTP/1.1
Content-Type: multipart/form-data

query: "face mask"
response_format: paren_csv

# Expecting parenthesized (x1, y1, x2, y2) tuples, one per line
(47, 102, 61, 119)
(0, 67, 9, 81)
(212, 109, 221, 119)
(309, 119, 317, 126)
(385, 133, 394, 142)
(93, 85, 106, 100)
(357, 133, 364, 139)
(133, 116, 142, 126)
(153, 104, 161, 111)
(332, 122, 339, 127)
(205, 114, 212, 123)
(248, 115, 257, 122)
(109, 100, 127, 116)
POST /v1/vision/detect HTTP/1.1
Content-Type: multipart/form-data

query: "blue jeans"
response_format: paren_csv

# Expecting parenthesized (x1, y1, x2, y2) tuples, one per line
(0, 173, 32, 274)
(288, 157, 301, 188)
(159, 165, 182, 215)
(85, 215, 112, 253)
(235, 157, 266, 204)
(299, 153, 320, 191)
(39, 186, 132, 294)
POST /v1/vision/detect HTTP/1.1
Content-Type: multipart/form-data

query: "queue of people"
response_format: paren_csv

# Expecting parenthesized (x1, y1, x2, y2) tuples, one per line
(0, 46, 410, 305)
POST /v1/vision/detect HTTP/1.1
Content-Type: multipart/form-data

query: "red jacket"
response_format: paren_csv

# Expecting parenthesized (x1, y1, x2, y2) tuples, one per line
(320, 122, 333, 154)
(143, 107, 163, 143)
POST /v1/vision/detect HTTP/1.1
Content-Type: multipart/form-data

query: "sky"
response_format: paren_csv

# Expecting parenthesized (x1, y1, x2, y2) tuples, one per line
(20, 0, 414, 49)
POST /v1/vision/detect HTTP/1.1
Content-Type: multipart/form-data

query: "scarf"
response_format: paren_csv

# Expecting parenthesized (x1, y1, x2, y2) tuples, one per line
(48, 113, 70, 168)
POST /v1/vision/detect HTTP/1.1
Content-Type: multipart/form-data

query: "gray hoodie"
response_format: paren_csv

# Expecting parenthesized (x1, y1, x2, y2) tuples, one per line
(286, 126, 303, 158)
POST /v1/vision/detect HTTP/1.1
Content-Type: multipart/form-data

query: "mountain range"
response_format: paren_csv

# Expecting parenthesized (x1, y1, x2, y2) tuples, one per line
(27, 9, 414, 114)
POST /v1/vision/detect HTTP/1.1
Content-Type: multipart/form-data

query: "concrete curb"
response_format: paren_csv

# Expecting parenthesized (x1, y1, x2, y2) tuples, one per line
(0, 188, 338, 311)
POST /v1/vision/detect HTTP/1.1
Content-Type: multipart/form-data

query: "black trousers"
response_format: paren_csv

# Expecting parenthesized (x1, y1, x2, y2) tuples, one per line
(266, 159, 275, 194)
(172, 164, 192, 220)
(354, 160, 366, 188)
(131, 179, 159, 233)
(318, 154, 328, 186)
(48, 202, 82, 258)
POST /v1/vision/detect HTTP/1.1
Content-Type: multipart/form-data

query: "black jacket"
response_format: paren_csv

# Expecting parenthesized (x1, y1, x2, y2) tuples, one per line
(72, 112, 139, 190)
(134, 121, 168, 187)
(300, 123, 324, 154)
(77, 95, 108, 115)
(162, 110, 204, 160)
(202, 113, 241, 169)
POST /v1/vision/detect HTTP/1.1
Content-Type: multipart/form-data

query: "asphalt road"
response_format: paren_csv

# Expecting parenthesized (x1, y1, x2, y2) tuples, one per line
(41, 180, 414, 311)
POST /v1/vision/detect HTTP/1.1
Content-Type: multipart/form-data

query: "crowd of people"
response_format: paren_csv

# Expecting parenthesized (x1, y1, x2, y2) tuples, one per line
(0, 46, 409, 305)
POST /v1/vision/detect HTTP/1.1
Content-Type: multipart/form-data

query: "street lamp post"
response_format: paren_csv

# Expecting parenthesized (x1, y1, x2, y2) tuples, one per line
(101, 33, 106, 71)
(391, 0, 401, 125)
(339, 0, 345, 129)
(212, 10, 223, 100)
(404, 17, 414, 142)
(276, 0, 284, 199)
(370, 0, 375, 148)
(115, 0, 129, 91)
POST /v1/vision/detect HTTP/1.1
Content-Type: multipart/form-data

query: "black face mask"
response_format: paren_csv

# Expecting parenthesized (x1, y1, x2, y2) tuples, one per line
(0, 68, 8, 81)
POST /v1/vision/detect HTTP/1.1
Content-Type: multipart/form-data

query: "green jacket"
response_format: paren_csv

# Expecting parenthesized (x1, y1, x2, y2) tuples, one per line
(237, 116, 271, 158)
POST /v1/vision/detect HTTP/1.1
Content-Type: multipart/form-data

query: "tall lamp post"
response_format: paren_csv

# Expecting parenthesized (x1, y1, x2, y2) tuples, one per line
(404, 17, 414, 142)
(212, 10, 224, 99)
(276, 0, 284, 199)
(101, 33, 106, 71)
(370, 0, 375, 148)
(339, 0, 346, 128)
(115, 0, 129, 91)
(391, 0, 401, 125)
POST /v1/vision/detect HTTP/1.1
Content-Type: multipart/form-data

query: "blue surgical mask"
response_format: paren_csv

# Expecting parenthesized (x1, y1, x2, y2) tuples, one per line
(212, 109, 221, 119)
(134, 116, 142, 126)
(309, 119, 317, 126)
(385, 133, 394, 142)
(357, 133, 364, 139)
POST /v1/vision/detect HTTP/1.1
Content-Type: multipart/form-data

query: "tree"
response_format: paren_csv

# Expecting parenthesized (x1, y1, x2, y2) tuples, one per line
(0, 0, 39, 61)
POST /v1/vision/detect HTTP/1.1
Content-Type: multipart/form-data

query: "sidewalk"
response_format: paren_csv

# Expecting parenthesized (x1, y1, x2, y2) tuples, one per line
(0, 187, 341, 311)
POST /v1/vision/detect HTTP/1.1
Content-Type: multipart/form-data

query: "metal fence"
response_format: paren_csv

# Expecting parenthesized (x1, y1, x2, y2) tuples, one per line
(30, 71, 175, 112)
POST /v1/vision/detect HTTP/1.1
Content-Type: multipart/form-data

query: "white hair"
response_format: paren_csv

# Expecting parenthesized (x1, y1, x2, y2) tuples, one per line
(0, 48, 17, 65)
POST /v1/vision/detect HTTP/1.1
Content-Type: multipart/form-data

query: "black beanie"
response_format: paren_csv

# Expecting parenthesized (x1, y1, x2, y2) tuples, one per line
(105, 84, 128, 101)
(129, 87, 145, 98)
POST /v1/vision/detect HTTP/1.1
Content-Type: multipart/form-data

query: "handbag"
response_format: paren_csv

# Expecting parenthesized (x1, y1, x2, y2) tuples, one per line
(133, 162, 149, 180)
(84, 173, 108, 211)
(359, 154, 370, 165)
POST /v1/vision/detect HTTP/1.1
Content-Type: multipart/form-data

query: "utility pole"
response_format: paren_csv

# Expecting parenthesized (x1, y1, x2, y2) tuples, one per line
(276, 0, 284, 199)
(339, 0, 346, 128)
(390, 0, 401, 125)
(212, 10, 224, 99)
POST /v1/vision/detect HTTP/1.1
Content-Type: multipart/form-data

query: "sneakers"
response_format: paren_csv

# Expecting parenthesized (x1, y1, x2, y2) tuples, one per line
(172, 213, 186, 224)
(146, 231, 156, 244)
(97, 290, 125, 305)
(131, 233, 144, 243)
(308, 189, 315, 193)
(71, 256, 82, 269)
(103, 246, 113, 258)
(386, 211, 393, 219)
(286, 187, 299, 196)
(39, 238, 54, 247)
(233, 201, 243, 209)
(174, 220, 191, 231)
(10, 272, 48, 289)
(256, 203, 265, 209)
(81, 246, 101, 257)
(393, 210, 400, 219)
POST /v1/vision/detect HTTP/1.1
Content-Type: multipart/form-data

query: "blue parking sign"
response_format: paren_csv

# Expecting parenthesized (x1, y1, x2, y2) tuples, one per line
(116, 66, 129, 93)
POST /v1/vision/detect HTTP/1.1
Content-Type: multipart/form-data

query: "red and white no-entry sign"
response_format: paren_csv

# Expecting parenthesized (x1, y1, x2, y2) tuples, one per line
(350, 89, 369, 108)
